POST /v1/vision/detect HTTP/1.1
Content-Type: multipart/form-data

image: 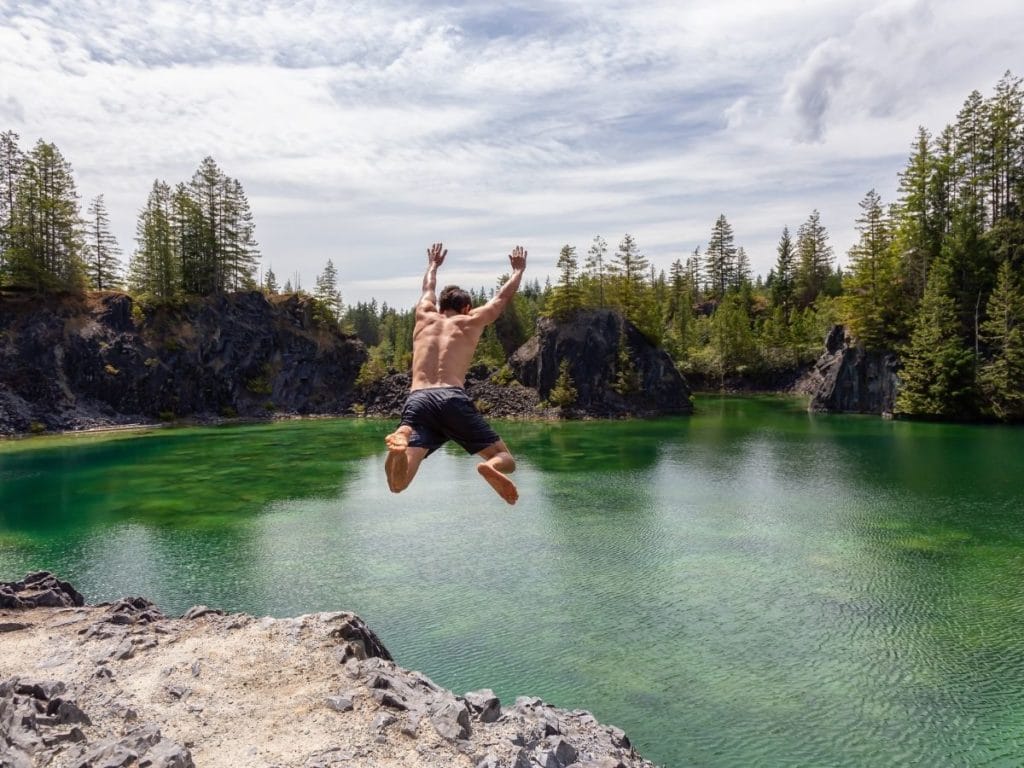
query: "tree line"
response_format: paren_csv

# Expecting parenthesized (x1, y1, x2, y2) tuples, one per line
(347, 73, 1024, 422)
(4, 71, 1022, 422)
(0, 131, 262, 299)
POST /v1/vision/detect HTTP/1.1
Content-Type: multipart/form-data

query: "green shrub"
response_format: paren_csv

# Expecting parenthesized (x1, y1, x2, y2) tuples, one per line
(104, 363, 119, 376)
(549, 360, 578, 408)
(492, 365, 515, 386)
(29, 421, 46, 434)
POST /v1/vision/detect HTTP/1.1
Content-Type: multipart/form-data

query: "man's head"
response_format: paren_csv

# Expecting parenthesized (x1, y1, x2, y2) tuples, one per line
(439, 285, 472, 314)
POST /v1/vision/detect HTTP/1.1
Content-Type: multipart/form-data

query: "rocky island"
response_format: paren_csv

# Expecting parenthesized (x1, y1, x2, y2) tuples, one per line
(1, 572, 657, 768)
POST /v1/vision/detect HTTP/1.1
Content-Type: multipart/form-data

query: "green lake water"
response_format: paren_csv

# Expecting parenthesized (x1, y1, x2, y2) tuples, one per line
(2, 396, 1023, 767)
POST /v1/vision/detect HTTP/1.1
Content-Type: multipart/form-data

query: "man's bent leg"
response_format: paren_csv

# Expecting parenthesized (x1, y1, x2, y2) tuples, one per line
(385, 426, 428, 493)
(476, 440, 518, 505)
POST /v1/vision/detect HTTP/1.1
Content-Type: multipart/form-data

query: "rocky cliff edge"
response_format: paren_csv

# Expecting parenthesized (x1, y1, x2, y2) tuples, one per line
(1, 572, 656, 768)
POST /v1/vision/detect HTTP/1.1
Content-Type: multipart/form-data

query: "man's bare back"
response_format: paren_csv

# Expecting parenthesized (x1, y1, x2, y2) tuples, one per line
(384, 242, 527, 504)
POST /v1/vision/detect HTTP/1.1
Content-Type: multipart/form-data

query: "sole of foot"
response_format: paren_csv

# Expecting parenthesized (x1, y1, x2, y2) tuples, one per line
(477, 463, 518, 505)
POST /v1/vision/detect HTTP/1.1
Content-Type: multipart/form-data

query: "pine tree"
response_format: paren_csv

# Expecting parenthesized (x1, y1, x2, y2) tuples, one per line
(706, 214, 736, 298)
(895, 265, 977, 418)
(548, 360, 578, 408)
(547, 244, 582, 320)
(978, 260, 1024, 420)
(0, 130, 25, 284)
(609, 233, 649, 320)
(794, 209, 833, 307)
(843, 190, 903, 348)
(893, 127, 942, 300)
(685, 247, 704, 299)
(735, 246, 751, 288)
(129, 181, 178, 300)
(584, 234, 609, 307)
(264, 266, 279, 294)
(221, 177, 259, 290)
(6, 140, 86, 291)
(314, 259, 342, 322)
(84, 195, 122, 290)
(770, 226, 795, 311)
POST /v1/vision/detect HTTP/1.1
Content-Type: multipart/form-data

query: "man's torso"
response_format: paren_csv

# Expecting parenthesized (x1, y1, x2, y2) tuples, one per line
(410, 312, 484, 390)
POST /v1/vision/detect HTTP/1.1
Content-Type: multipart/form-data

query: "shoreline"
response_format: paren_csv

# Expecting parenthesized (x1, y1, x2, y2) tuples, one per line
(1, 573, 657, 768)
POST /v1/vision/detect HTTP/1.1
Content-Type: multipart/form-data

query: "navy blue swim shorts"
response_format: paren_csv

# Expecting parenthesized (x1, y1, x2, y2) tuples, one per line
(400, 386, 500, 455)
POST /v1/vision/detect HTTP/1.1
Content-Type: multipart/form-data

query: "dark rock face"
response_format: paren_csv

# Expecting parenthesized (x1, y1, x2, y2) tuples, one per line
(0, 572, 85, 609)
(807, 325, 901, 415)
(0, 291, 366, 434)
(0, 677, 194, 768)
(510, 310, 693, 417)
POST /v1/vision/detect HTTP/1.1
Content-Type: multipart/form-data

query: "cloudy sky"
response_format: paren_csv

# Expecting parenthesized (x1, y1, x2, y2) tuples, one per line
(1, 0, 1021, 307)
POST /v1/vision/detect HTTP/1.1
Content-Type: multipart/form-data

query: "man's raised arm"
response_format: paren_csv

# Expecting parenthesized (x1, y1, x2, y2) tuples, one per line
(471, 246, 527, 325)
(418, 242, 447, 312)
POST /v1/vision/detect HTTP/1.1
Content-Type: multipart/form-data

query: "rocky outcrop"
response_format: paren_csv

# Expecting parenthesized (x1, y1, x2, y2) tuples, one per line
(0, 572, 84, 610)
(361, 367, 544, 421)
(510, 310, 693, 417)
(0, 290, 366, 434)
(805, 325, 901, 415)
(0, 573, 656, 768)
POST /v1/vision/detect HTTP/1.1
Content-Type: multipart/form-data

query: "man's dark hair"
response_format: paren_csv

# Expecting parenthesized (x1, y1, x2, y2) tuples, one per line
(439, 285, 472, 313)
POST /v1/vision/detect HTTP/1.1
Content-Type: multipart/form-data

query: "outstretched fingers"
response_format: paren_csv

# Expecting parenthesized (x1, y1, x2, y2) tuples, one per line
(427, 242, 447, 267)
(508, 245, 527, 271)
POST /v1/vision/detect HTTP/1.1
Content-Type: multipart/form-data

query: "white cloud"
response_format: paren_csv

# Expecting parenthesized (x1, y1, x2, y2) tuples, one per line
(1, 0, 1022, 302)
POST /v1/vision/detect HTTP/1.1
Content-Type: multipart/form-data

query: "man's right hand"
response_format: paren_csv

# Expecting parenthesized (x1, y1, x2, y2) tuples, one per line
(427, 242, 447, 268)
(509, 246, 527, 272)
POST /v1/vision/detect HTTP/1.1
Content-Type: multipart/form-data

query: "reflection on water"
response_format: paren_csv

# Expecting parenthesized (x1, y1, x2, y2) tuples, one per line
(2, 397, 1024, 767)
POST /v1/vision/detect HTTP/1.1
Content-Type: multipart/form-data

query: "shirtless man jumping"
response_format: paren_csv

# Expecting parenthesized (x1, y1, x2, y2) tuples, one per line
(384, 242, 527, 504)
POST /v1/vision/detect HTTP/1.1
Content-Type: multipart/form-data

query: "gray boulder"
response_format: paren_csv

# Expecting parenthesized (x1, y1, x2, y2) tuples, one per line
(807, 325, 900, 415)
(510, 310, 692, 417)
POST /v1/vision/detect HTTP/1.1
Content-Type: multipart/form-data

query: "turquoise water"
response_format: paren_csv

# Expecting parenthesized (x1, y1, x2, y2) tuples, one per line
(2, 397, 1023, 767)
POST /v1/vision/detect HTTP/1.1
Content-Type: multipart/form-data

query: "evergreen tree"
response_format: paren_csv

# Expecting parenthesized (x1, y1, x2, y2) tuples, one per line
(706, 214, 736, 298)
(978, 260, 1024, 421)
(770, 226, 795, 311)
(709, 292, 756, 387)
(129, 180, 178, 300)
(6, 140, 86, 291)
(843, 190, 902, 348)
(794, 209, 833, 307)
(895, 265, 977, 418)
(893, 127, 942, 300)
(221, 177, 259, 290)
(735, 246, 751, 288)
(314, 259, 342, 322)
(264, 266, 279, 294)
(583, 234, 609, 306)
(0, 130, 25, 284)
(685, 247, 704, 298)
(548, 360, 578, 408)
(547, 244, 582, 319)
(609, 233, 649, 320)
(84, 195, 122, 290)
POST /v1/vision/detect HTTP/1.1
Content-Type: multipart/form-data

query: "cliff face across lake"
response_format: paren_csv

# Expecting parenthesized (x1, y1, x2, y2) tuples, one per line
(0, 572, 656, 768)
(0, 293, 694, 435)
(0, 290, 366, 435)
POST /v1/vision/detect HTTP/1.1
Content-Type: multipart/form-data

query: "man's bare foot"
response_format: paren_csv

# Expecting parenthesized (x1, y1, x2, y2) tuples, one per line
(385, 426, 411, 453)
(385, 427, 412, 492)
(478, 462, 519, 505)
